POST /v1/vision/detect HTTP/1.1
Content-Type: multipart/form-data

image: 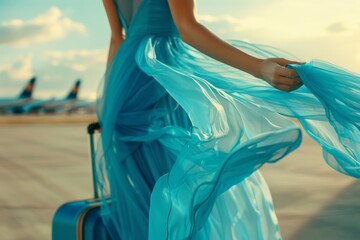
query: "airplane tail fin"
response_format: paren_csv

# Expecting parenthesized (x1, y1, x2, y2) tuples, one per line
(66, 79, 81, 100)
(19, 77, 36, 99)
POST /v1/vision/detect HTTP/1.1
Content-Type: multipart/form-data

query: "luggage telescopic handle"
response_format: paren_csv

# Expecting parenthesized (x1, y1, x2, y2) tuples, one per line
(87, 122, 101, 134)
(88, 122, 101, 199)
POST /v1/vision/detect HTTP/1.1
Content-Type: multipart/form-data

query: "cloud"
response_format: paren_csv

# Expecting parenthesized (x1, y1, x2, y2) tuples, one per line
(47, 49, 107, 72)
(198, 14, 243, 26)
(198, 14, 245, 35)
(326, 22, 348, 33)
(0, 7, 86, 47)
(0, 53, 34, 81)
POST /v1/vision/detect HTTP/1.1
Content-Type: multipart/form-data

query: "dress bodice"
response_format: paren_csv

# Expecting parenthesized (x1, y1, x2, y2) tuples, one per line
(113, 0, 179, 37)
(115, 0, 142, 27)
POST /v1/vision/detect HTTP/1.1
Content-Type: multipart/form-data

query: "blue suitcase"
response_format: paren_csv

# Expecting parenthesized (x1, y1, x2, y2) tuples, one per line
(52, 122, 112, 240)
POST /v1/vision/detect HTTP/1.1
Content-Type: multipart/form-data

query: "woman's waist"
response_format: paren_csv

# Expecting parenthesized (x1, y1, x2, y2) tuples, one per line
(126, 23, 179, 38)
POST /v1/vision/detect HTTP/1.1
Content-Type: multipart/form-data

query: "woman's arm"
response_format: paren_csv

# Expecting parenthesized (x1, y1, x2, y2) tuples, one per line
(168, 0, 302, 92)
(103, 0, 125, 68)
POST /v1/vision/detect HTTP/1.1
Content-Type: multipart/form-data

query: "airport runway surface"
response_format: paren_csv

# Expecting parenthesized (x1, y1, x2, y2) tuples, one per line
(0, 124, 359, 240)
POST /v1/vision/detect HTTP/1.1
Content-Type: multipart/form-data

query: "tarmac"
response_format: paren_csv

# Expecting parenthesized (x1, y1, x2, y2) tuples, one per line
(0, 117, 359, 240)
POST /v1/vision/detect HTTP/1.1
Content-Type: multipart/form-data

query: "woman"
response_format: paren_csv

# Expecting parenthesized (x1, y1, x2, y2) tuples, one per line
(97, 0, 360, 239)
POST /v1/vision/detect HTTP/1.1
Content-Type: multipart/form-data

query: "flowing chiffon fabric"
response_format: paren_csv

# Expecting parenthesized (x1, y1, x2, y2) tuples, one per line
(96, 0, 360, 239)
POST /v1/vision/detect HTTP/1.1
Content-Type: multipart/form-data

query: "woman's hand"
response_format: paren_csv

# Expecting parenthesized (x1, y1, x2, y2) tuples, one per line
(258, 58, 303, 92)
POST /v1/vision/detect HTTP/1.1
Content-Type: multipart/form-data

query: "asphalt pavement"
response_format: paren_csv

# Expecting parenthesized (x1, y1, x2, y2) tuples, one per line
(0, 124, 359, 240)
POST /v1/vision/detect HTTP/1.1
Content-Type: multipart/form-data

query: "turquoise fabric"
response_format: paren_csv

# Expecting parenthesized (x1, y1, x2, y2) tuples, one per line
(96, 0, 360, 239)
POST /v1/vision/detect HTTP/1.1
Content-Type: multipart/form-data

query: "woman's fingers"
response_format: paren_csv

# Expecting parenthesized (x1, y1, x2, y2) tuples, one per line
(274, 75, 300, 84)
(285, 60, 306, 65)
(272, 76, 303, 92)
(272, 81, 303, 92)
(259, 58, 304, 92)
(272, 84, 293, 92)
(276, 66, 299, 78)
(275, 58, 305, 66)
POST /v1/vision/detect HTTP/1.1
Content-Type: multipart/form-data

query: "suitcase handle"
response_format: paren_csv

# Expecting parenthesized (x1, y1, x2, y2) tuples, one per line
(88, 122, 101, 199)
(87, 122, 101, 134)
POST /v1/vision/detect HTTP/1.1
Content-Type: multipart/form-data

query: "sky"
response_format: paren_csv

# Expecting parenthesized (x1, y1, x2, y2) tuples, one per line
(1, 0, 359, 100)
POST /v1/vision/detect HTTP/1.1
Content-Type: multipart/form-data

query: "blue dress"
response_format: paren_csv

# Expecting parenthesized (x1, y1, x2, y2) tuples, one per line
(96, 0, 360, 239)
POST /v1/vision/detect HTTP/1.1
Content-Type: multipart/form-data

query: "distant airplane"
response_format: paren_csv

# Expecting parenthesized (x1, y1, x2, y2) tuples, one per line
(66, 99, 96, 114)
(0, 77, 36, 112)
(10, 79, 81, 114)
(40, 80, 81, 113)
